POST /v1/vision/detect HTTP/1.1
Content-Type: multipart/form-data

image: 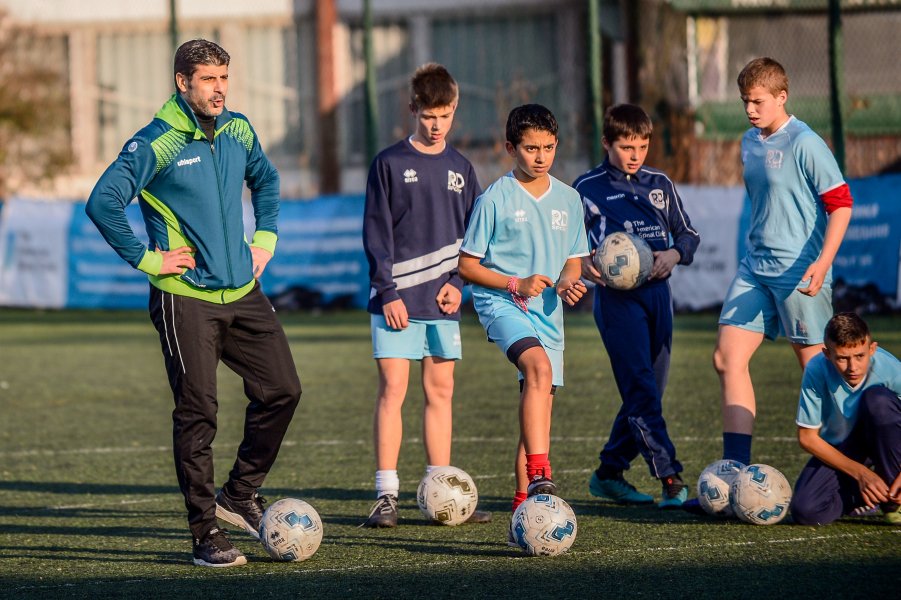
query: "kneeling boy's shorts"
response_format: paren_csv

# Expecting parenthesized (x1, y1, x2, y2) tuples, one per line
(718, 263, 832, 345)
(371, 315, 462, 360)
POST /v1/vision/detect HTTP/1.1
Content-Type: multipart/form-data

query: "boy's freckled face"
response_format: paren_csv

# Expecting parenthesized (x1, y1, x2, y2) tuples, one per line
(740, 85, 787, 135)
(603, 135, 649, 175)
(506, 128, 558, 181)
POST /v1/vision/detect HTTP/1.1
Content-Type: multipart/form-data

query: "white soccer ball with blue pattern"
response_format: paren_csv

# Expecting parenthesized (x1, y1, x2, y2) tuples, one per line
(593, 231, 654, 290)
(511, 494, 577, 556)
(259, 498, 323, 561)
(697, 459, 745, 517)
(729, 464, 792, 525)
(417, 465, 479, 526)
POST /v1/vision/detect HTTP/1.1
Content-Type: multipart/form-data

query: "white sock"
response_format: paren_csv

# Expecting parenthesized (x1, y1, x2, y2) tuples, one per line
(424, 465, 439, 476)
(375, 469, 399, 499)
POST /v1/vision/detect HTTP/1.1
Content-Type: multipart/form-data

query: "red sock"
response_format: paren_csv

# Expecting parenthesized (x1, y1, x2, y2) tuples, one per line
(512, 491, 528, 512)
(525, 453, 551, 480)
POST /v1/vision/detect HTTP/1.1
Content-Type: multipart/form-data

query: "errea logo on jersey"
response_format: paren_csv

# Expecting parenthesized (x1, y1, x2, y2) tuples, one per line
(177, 156, 201, 167)
(766, 150, 784, 169)
(448, 171, 465, 193)
(514, 209, 527, 223)
(551, 210, 569, 231)
(404, 169, 418, 183)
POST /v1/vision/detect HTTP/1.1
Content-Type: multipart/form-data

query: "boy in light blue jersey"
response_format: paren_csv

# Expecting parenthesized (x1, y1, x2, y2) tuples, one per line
(712, 57, 854, 472)
(459, 105, 589, 523)
(791, 313, 900, 525)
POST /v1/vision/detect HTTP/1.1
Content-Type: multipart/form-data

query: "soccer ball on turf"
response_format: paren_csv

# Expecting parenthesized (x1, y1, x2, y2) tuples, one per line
(417, 465, 479, 526)
(259, 498, 323, 561)
(593, 231, 654, 290)
(511, 494, 577, 556)
(697, 459, 745, 517)
(729, 464, 792, 525)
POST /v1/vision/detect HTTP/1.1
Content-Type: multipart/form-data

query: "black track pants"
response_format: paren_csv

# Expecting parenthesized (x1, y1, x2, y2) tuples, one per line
(149, 283, 302, 538)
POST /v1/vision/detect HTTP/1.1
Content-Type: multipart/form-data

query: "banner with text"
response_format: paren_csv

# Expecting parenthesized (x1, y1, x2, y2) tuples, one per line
(0, 174, 899, 310)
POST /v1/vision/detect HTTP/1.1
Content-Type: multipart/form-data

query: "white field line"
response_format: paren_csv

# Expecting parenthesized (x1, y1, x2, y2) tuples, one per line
(0, 435, 798, 459)
(8, 529, 898, 594)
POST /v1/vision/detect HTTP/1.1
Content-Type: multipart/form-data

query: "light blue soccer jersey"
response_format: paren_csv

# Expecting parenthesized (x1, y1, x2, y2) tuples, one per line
(741, 116, 846, 287)
(797, 347, 901, 445)
(461, 172, 589, 350)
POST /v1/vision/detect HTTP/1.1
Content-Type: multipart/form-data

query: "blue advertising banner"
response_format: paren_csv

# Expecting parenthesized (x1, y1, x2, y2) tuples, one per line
(254, 195, 369, 310)
(68, 202, 149, 309)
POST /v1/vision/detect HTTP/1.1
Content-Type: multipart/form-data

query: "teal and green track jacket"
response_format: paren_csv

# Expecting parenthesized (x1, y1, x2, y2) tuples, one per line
(86, 93, 280, 303)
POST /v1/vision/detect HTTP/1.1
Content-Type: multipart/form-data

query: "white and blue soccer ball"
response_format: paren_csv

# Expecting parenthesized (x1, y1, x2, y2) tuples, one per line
(729, 464, 792, 525)
(259, 498, 323, 561)
(511, 494, 577, 556)
(417, 465, 479, 526)
(697, 459, 745, 517)
(593, 231, 654, 290)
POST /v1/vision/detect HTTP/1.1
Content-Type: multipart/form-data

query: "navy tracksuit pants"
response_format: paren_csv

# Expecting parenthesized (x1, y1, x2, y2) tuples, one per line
(790, 386, 900, 525)
(593, 280, 682, 479)
(149, 283, 302, 539)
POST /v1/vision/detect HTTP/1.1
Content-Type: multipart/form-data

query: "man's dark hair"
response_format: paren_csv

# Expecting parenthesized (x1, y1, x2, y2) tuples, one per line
(824, 312, 871, 348)
(410, 63, 458, 111)
(603, 104, 653, 144)
(173, 39, 230, 86)
(505, 104, 558, 147)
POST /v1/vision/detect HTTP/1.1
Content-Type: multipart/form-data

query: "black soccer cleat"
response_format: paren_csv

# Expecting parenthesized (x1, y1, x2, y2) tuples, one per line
(362, 494, 398, 528)
(526, 475, 557, 497)
(215, 489, 266, 539)
(192, 527, 247, 568)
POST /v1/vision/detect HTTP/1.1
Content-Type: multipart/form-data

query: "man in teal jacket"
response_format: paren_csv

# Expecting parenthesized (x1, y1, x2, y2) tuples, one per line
(86, 39, 301, 567)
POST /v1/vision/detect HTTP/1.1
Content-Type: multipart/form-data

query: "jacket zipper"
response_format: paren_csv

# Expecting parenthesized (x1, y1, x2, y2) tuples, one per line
(209, 135, 234, 288)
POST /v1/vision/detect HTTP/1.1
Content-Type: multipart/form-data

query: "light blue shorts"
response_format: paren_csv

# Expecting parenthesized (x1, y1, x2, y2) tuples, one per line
(479, 303, 565, 387)
(371, 315, 462, 360)
(718, 264, 832, 344)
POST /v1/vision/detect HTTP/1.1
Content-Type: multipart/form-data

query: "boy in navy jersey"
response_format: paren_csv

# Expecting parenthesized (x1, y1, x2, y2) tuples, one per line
(362, 63, 489, 527)
(574, 104, 699, 508)
(460, 104, 589, 532)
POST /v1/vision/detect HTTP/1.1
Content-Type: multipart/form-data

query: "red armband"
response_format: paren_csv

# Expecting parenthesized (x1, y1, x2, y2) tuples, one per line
(820, 183, 853, 214)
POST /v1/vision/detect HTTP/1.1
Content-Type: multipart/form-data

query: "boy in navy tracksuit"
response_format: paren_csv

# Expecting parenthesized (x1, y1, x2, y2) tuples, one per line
(574, 104, 700, 508)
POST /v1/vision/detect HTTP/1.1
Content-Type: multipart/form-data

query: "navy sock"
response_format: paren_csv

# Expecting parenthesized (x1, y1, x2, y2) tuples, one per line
(722, 432, 752, 465)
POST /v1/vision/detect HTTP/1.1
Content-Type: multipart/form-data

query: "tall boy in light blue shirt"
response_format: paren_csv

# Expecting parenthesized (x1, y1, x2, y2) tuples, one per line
(712, 57, 853, 471)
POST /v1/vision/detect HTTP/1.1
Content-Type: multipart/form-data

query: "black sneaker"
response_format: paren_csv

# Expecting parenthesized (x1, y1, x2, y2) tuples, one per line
(526, 475, 557, 497)
(192, 527, 247, 567)
(362, 494, 398, 528)
(215, 489, 266, 539)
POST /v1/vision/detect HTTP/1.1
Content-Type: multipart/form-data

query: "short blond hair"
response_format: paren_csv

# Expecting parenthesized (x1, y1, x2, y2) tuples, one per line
(737, 57, 788, 96)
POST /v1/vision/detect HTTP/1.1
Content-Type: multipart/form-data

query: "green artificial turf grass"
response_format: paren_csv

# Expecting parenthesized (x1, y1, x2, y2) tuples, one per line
(0, 309, 897, 598)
